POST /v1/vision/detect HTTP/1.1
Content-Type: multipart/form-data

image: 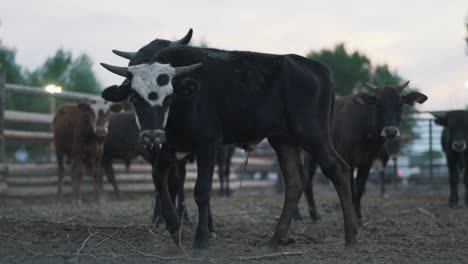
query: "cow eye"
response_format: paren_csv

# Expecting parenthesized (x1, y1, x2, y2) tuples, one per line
(157, 74, 169, 86)
(130, 92, 141, 103)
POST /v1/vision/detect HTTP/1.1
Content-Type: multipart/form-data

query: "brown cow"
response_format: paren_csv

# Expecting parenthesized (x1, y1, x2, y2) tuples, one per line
(54, 100, 123, 204)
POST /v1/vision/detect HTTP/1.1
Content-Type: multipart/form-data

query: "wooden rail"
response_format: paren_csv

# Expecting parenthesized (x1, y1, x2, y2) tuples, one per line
(0, 67, 103, 193)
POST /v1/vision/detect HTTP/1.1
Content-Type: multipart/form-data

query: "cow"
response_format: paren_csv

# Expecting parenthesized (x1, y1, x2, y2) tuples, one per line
(217, 145, 236, 197)
(54, 101, 123, 204)
(296, 83, 427, 224)
(431, 110, 468, 207)
(101, 111, 149, 198)
(100, 44, 358, 256)
(112, 29, 221, 235)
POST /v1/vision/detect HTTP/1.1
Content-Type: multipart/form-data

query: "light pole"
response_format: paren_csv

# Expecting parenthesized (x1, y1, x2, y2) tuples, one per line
(44, 84, 62, 162)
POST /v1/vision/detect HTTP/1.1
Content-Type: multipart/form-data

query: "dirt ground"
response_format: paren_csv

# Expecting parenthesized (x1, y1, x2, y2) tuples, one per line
(0, 184, 467, 264)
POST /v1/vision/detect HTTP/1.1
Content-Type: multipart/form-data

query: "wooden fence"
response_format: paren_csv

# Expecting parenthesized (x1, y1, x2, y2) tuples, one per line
(0, 67, 278, 197)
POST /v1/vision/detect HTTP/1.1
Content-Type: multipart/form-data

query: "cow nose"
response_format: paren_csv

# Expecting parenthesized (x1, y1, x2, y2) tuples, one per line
(95, 128, 108, 137)
(139, 130, 166, 145)
(452, 141, 466, 152)
(381, 127, 400, 139)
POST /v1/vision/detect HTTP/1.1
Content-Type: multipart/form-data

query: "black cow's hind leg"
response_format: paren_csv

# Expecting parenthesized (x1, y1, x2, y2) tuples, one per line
(302, 136, 357, 246)
(304, 161, 321, 223)
(355, 165, 372, 222)
(267, 136, 308, 247)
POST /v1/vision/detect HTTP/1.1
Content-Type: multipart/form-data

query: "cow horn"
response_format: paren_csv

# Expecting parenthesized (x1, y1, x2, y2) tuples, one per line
(170, 28, 193, 47)
(174, 63, 203, 76)
(112, 50, 137, 60)
(397, 80, 410, 93)
(100, 63, 129, 77)
(363, 82, 377, 90)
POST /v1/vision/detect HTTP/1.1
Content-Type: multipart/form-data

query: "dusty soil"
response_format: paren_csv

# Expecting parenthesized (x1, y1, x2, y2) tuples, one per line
(0, 184, 467, 264)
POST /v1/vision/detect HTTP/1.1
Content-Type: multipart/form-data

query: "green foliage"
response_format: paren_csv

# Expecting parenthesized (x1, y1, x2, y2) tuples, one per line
(0, 44, 102, 114)
(307, 43, 371, 96)
(307, 43, 422, 139)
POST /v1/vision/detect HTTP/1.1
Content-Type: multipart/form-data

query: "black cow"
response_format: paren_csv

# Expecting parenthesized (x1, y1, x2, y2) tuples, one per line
(112, 29, 216, 234)
(217, 145, 235, 197)
(431, 110, 468, 207)
(101, 111, 148, 198)
(101, 45, 357, 255)
(298, 84, 426, 224)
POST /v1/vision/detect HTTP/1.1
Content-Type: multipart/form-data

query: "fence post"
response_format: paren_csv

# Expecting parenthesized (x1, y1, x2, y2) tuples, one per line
(428, 119, 433, 183)
(0, 67, 7, 193)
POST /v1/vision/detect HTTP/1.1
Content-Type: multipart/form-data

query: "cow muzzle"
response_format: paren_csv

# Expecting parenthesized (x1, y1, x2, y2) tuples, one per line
(452, 140, 466, 152)
(381, 126, 400, 139)
(139, 130, 166, 145)
(95, 128, 108, 138)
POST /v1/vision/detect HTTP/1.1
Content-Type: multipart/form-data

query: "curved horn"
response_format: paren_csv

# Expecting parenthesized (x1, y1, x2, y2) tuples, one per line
(174, 63, 203, 76)
(170, 28, 193, 47)
(397, 80, 410, 93)
(363, 82, 377, 90)
(100, 63, 129, 77)
(112, 50, 137, 60)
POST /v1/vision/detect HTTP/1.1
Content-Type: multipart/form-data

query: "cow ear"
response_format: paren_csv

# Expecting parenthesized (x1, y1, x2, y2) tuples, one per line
(430, 111, 448, 126)
(109, 103, 124, 113)
(353, 93, 376, 105)
(102, 84, 131, 102)
(77, 102, 92, 112)
(402, 92, 428, 106)
(173, 78, 200, 97)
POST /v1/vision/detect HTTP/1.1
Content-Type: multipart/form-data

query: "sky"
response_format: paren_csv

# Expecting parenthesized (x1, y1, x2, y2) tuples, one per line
(1, 0, 467, 111)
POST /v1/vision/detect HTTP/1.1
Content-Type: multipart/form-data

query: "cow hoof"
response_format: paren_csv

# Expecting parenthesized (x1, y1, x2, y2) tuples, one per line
(210, 232, 217, 239)
(192, 249, 209, 258)
(264, 239, 279, 250)
(170, 232, 181, 245)
(313, 218, 322, 224)
(356, 219, 364, 227)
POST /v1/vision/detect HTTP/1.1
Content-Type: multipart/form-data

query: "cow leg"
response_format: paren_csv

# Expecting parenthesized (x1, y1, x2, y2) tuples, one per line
(153, 158, 180, 236)
(464, 154, 468, 207)
(56, 151, 65, 201)
(267, 137, 307, 247)
(225, 149, 233, 197)
(355, 165, 372, 222)
(218, 158, 225, 197)
(175, 160, 191, 224)
(304, 161, 321, 223)
(302, 138, 357, 246)
(71, 159, 83, 205)
(125, 159, 131, 174)
(92, 146, 104, 203)
(152, 191, 165, 227)
(447, 157, 459, 208)
(192, 144, 217, 256)
(103, 158, 120, 199)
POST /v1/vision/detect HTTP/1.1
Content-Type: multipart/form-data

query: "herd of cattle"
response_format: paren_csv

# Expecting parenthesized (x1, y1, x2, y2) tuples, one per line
(50, 28, 468, 256)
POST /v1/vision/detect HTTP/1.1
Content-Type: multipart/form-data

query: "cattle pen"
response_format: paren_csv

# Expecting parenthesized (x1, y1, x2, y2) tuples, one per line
(0, 67, 467, 264)
(0, 68, 277, 198)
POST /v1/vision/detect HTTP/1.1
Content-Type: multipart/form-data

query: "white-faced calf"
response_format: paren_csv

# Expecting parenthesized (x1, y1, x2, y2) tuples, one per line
(53, 100, 123, 204)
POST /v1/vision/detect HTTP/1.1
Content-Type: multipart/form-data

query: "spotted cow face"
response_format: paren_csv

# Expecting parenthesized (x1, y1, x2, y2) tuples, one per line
(78, 101, 124, 138)
(100, 61, 202, 146)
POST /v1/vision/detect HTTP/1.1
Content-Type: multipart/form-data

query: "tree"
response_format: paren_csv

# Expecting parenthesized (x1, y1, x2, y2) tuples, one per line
(307, 43, 423, 139)
(307, 43, 371, 96)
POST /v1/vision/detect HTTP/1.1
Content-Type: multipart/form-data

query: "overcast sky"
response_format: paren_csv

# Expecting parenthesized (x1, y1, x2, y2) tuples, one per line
(1, 0, 467, 111)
